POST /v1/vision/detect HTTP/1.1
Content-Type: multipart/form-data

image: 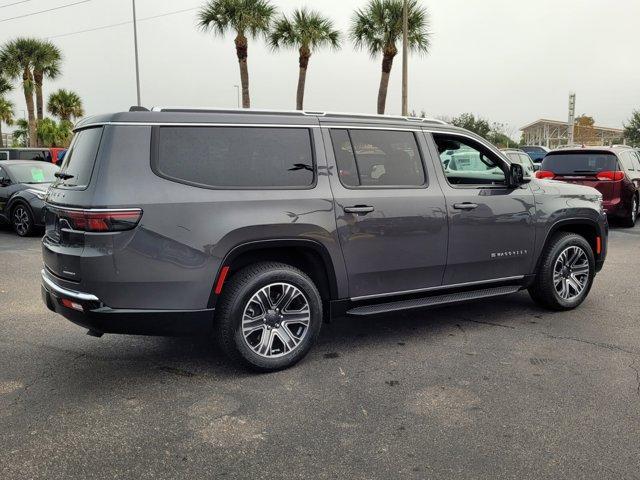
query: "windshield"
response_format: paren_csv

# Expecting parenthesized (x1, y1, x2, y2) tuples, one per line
(542, 152, 619, 175)
(55, 127, 103, 188)
(7, 162, 59, 184)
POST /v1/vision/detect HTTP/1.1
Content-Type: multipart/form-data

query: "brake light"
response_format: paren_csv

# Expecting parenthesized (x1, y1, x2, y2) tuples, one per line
(596, 171, 624, 181)
(57, 208, 142, 232)
(536, 170, 555, 179)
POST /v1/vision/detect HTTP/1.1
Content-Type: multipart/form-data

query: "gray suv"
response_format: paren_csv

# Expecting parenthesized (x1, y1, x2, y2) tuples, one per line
(41, 108, 608, 371)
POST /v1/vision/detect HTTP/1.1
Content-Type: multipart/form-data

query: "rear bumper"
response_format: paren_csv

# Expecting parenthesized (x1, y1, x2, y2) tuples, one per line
(41, 270, 214, 336)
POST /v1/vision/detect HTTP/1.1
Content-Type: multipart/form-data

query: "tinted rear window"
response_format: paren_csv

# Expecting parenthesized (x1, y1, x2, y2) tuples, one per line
(542, 152, 618, 175)
(55, 127, 103, 188)
(155, 126, 315, 188)
(16, 150, 50, 161)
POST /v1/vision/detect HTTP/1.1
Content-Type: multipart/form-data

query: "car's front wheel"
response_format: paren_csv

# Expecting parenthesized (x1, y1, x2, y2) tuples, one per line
(11, 203, 34, 237)
(215, 262, 322, 371)
(528, 233, 595, 311)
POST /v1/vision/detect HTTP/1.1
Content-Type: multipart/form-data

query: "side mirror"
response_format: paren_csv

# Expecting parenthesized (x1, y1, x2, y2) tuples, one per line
(508, 163, 527, 187)
(0, 177, 11, 187)
(533, 164, 541, 172)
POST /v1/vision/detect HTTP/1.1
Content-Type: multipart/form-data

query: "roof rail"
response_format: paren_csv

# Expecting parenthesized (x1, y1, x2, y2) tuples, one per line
(150, 106, 448, 125)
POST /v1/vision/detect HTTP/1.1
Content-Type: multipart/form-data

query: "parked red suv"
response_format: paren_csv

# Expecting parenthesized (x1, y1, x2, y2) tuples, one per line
(537, 146, 640, 227)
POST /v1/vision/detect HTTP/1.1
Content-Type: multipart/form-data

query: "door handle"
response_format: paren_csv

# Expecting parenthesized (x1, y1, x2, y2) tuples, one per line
(344, 205, 375, 215)
(453, 202, 479, 211)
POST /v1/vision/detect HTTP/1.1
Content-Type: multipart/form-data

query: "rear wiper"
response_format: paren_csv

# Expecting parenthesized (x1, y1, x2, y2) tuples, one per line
(54, 172, 74, 180)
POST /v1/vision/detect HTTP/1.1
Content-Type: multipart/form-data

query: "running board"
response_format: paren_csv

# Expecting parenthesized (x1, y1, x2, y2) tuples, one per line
(346, 286, 521, 316)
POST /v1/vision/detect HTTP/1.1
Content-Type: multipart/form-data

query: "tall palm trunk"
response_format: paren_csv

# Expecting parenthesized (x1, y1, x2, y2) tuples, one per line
(22, 67, 36, 147)
(296, 47, 311, 111)
(33, 69, 44, 146)
(377, 47, 397, 115)
(0, 122, 4, 148)
(235, 34, 250, 108)
(33, 70, 44, 120)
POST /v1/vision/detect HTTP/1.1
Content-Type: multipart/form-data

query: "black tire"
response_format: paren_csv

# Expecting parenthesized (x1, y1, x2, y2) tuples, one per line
(528, 232, 595, 311)
(620, 194, 638, 228)
(11, 203, 34, 237)
(215, 262, 322, 372)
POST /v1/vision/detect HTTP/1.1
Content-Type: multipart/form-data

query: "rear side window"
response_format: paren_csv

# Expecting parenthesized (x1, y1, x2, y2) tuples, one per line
(542, 152, 618, 175)
(330, 129, 425, 187)
(17, 150, 50, 161)
(0, 152, 8, 160)
(56, 127, 103, 188)
(154, 126, 315, 188)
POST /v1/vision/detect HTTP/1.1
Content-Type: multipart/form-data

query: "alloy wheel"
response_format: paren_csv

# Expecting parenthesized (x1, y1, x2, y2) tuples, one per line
(12, 206, 30, 236)
(553, 245, 590, 301)
(241, 282, 311, 358)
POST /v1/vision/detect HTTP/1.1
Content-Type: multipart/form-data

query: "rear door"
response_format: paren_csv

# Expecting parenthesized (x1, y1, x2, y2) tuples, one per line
(322, 124, 448, 299)
(427, 131, 536, 285)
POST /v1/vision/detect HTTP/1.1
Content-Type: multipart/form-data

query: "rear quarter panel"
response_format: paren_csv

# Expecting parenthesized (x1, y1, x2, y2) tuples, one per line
(85, 125, 345, 310)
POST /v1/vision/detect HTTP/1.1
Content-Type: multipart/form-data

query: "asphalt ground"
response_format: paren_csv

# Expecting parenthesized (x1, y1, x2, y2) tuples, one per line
(1, 225, 639, 479)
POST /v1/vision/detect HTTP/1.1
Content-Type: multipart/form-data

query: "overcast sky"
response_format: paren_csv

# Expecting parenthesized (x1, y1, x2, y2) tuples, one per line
(1, 0, 639, 135)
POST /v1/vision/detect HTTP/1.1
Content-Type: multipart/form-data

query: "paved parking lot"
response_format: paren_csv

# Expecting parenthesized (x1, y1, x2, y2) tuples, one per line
(1, 225, 639, 479)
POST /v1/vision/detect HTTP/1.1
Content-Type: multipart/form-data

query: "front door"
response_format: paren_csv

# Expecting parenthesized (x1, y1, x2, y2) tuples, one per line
(427, 132, 536, 285)
(322, 126, 448, 299)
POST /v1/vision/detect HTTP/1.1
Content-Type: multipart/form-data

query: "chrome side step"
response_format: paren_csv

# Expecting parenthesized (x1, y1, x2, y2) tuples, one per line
(346, 286, 521, 316)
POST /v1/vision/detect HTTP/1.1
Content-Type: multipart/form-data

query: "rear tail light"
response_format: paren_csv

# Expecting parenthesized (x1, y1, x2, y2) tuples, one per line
(60, 298, 84, 311)
(536, 170, 555, 179)
(56, 208, 142, 232)
(596, 171, 624, 181)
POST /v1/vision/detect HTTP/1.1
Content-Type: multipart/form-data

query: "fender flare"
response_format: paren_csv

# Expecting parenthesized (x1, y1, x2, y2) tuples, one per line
(207, 238, 340, 308)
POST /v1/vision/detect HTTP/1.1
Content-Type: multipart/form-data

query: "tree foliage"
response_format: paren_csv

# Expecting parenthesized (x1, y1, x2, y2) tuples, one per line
(450, 113, 491, 138)
(624, 110, 640, 147)
(36, 117, 72, 147)
(350, 0, 430, 114)
(47, 89, 84, 122)
(270, 8, 340, 110)
(573, 114, 597, 145)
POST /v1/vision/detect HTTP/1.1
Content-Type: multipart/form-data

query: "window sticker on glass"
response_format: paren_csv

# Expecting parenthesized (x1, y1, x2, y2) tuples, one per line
(31, 167, 45, 183)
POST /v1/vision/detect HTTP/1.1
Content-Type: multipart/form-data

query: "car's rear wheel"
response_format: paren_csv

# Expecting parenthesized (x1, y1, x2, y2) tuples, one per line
(621, 194, 638, 228)
(528, 233, 595, 311)
(215, 262, 322, 371)
(11, 203, 34, 237)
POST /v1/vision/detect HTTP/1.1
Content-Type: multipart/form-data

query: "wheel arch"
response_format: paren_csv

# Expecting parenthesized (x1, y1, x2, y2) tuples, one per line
(207, 239, 340, 308)
(536, 218, 602, 273)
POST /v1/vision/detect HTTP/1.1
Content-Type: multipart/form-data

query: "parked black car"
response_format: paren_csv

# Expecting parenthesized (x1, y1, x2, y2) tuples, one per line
(0, 160, 58, 236)
(521, 145, 550, 164)
(0, 148, 53, 162)
(41, 108, 608, 371)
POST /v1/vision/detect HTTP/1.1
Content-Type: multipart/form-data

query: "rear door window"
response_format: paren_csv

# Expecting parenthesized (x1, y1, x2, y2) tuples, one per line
(620, 151, 636, 171)
(330, 129, 426, 187)
(0, 152, 8, 160)
(541, 152, 618, 175)
(55, 127, 103, 188)
(154, 126, 315, 188)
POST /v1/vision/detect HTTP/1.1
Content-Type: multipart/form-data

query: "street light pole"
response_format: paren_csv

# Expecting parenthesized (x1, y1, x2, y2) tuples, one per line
(401, 0, 409, 116)
(132, 0, 142, 106)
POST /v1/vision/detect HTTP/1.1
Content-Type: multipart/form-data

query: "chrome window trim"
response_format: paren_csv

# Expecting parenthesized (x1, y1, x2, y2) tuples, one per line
(75, 122, 322, 131)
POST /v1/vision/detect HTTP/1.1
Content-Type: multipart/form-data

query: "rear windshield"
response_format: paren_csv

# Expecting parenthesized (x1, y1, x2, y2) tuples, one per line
(55, 127, 103, 188)
(154, 126, 315, 188)
(7, 162, 59, 184)
(541, 152, 619, 175)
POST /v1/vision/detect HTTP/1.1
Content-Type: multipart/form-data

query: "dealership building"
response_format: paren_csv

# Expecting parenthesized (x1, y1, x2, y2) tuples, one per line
(520, 119, 624, 148)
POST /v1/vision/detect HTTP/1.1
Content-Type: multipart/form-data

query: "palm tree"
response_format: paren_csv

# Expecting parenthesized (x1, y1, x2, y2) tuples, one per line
(0, 74, 12, 97)
(36, 117, 72, 147)
(198, 0, 276, 108)
(270, 8, 340, 110)
(33, 40, 62, 122)
(0, 98, 15, 148)
(12, 118, 29, 146)
(350, 0, 430, 114)
(47, 89, 84, 123)
(0, 37, 39, 146)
